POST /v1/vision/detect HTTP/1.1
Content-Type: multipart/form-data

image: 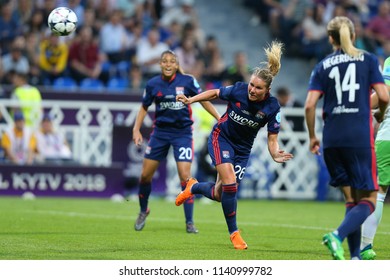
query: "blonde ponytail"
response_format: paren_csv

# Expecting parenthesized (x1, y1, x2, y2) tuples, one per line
(253, 40, 283, 88)
(327, 16, 361, 58)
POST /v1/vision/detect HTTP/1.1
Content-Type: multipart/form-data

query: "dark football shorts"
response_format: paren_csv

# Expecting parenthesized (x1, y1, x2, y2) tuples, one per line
(324, 147, 378, 191)
(207, 133, 250, 183)
(144, 127, 193, 162)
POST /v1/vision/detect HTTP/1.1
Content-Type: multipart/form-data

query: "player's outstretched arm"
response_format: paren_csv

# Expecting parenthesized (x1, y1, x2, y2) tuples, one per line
(176, 89, 220, 104)
(267, 133, 293, 163)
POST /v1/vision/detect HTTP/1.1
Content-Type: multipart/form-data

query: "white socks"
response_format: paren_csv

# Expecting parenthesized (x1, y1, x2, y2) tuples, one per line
(360, 191, 387, 250)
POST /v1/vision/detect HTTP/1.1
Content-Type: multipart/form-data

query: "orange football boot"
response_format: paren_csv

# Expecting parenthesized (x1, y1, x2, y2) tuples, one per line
(175, 177, 198, 206)
(230, 231, 248, 250)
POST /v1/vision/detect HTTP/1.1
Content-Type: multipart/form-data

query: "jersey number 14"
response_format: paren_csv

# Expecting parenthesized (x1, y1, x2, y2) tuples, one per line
(329, 63, 360, 105)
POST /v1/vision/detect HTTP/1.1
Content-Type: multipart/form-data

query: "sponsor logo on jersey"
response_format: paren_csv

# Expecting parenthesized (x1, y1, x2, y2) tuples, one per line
(156, 91, 163, 97)
(222, 151, 230, 159)
(242, 110, 250, 115)
(160, 101, 186, 110)
(229, 110, 259, 128)
(175, 87, 184, 95)
(332, 105, 359, 114)
(255, 111, 265, 119)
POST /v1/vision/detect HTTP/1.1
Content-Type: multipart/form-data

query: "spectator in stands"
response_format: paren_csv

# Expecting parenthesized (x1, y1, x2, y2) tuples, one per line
(268, 0, 312, 56)
(164, 20, 182, 50)
(221, 51, 251, 85)
(13, 0, 34, 30)
(25, 7, 46, 34)
(244, 0, 283, 25)
(25, 32, 43, 86)
(0, 0, 23, 55)
(181, 21, 205, 51)
(93, 0, 115, 25)
(81, 7, 101, 37)
(0, 37, 30, 85)
(69, 26, 107, 84)
(116, 0, 143, 19)
(37, 0, 57, 24)
(300, 4, 332, 62)
(138, 0, 159, 33)
(38, 31, 69, 85)
(1, 112, 36, 165)
(276, 86, 304, 132)
(10, 71, 42, 128)
(34, 113, 72, 163)
(136, 27, 169, 79)
(160, 0, 198, 29)
(99, 9, 131, 64)
(174, 36, 203, 80)
(125, 19, 144, 61)
(364, 1, 390, 51)
(67, 0, 85, 27)
(353, 17, 376, 54)
(201, 35, 225, 87)
(128, 64, 145, 90)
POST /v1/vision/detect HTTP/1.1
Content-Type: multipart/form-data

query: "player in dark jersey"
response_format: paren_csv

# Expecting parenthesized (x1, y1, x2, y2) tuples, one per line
(175, 41, 293, 250)
(305, 16, 389, 260)
(132, 50, 220, 233)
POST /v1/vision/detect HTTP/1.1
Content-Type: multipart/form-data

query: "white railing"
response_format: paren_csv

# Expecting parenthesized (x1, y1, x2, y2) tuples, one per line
(0, 99, 326, 200)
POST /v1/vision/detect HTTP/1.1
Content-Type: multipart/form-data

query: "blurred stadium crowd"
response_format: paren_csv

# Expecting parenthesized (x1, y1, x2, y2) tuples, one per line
(1, 0, 388, 94)
(245, 0, 390, 66)
(0, 0, 250, 92)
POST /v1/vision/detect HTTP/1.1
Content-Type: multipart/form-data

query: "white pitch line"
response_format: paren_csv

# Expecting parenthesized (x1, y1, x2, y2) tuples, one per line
(25, 209, 390, 236)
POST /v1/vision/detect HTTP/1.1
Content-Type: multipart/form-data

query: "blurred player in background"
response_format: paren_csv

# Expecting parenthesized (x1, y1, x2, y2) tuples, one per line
(132, 50, 220, 233)
(10, 71, 42, 128)
(305, 16, 389, 260)
(360, 56, 390, 260)
(175, 41, 293, 249)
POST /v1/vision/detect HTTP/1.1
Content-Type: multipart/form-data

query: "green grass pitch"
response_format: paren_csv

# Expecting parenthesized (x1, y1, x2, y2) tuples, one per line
(0, 196, 389, 260)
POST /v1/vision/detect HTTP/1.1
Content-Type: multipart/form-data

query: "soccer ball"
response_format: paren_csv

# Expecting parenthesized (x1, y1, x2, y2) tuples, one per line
(47, 7, 78, 36)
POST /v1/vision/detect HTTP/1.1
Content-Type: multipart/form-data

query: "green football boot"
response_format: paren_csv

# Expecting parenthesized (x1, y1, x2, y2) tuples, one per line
(361, 245, 376, 260)
(322, 232, 345, 260)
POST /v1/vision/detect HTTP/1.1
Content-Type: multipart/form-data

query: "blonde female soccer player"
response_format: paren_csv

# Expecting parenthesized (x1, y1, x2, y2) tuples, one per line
(305, 16, 389, 260)
(175, 41, 293, 250)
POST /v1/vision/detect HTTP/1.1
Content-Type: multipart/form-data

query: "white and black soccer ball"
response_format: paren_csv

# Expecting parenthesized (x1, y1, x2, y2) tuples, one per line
(48, 7, 78, 36)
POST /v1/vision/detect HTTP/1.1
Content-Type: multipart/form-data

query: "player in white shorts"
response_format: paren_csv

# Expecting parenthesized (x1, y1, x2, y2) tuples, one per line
(360, 56, 390, 260)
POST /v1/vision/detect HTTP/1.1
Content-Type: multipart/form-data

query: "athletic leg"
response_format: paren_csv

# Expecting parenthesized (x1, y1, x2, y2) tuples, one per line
(361, 140, 390, 258)
(216, 163, 247, 250)
(361, 186, 388, 259)
(134, 158, 160, 231)
(177, 161, 198, 233)
(339, 186, 361, 259)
